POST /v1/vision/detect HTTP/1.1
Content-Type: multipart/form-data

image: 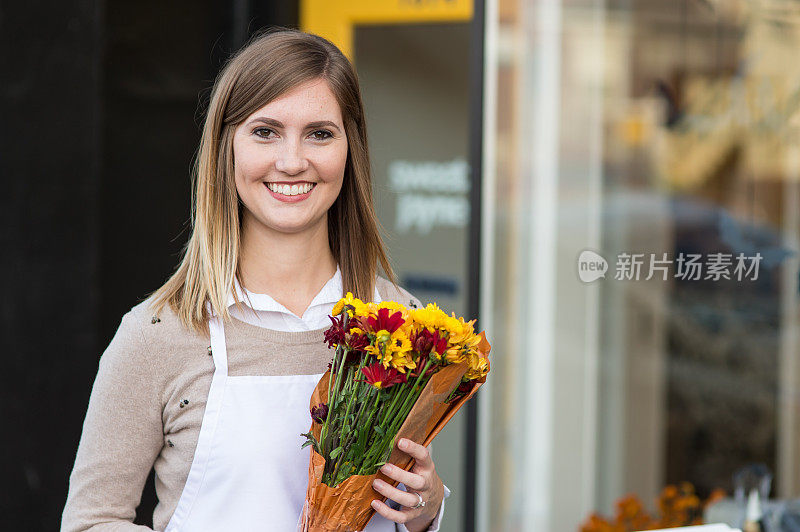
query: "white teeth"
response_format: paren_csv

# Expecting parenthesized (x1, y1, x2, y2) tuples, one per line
(266, 182, 315, 196)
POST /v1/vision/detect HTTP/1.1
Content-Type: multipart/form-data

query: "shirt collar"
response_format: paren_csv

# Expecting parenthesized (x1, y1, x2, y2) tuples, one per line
(226, 265, 381, 313)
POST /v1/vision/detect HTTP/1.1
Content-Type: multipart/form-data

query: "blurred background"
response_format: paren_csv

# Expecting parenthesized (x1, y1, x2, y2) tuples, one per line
(5, 0, 800, 531)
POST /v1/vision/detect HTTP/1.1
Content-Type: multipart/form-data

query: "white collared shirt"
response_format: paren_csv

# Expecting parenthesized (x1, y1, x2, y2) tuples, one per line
(228, 266, 381, 331)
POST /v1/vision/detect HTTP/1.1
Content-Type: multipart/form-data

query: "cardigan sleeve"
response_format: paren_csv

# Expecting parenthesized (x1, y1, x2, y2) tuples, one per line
(61, 309, 164, 532)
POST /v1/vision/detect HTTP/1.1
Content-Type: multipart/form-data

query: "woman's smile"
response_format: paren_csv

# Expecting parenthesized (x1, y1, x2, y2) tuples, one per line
(264, 181, 317, 202)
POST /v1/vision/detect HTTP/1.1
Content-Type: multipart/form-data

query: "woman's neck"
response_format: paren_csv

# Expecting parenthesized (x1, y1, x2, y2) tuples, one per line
(237, 213, 337, 317)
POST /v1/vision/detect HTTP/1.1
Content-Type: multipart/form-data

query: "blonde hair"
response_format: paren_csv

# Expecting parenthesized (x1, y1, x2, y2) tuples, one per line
(149, 28, 394, 334)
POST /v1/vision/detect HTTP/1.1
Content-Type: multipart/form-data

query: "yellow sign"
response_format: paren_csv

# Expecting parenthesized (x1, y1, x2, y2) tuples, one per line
(301, 0, 473, 59)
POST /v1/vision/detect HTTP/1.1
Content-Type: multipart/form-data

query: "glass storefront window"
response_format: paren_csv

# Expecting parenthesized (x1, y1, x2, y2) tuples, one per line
(482, 0, 800, 530)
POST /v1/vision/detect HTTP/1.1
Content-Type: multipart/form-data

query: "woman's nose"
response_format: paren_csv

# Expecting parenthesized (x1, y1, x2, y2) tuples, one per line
(275, 145, 309, 175)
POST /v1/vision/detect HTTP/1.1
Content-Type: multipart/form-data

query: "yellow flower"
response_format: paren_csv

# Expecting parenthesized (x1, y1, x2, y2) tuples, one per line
(375, 329, 392, 344)
(365, 343, 382, 360)
(388, 350, 416, 374)
(387, 331, 412, 357)
(384, 333, 416, 373)
(332, 292, 368, 317)
(444, 321, 481, 364)
(447, 315, 477, 346)
(445, 345, 467, 364)
(440, 315, 462, 338)
(464, 352, 490, 380)
(410, 303, 448, 332)
(377, 300, 409, 318)
(366, 329, 415, 373)
(398, 319, 415, 339)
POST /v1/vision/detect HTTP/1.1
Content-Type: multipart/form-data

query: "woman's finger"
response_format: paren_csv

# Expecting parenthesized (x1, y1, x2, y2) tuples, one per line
(397, 438, 433, 469)
(371, 478, 419, 509)
(379, 462, 427, 491)
(371, 499, 410, 524)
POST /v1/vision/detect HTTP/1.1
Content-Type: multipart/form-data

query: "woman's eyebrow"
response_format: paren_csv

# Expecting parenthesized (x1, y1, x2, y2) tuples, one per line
(247, 117, 341, 133)
(305, 120, 342, 133)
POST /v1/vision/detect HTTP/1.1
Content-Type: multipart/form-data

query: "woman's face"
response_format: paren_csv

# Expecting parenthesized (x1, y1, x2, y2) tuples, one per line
(233, 78, 348, 237)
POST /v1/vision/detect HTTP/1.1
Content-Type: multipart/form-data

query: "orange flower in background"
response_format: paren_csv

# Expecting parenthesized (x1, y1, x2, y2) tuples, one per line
(581, 513, 625, 532)
(705, 488, 726, 509)
(580, 483, 723, 532)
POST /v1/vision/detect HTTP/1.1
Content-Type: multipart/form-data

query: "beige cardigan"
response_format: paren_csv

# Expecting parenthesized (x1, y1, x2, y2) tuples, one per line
(62, 278, 422, 531)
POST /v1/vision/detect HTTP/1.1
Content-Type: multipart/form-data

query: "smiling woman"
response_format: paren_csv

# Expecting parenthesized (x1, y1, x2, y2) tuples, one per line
(233, 79, 348, 234)
(61, 27, 449, 532)
(145, 29, 390, 329)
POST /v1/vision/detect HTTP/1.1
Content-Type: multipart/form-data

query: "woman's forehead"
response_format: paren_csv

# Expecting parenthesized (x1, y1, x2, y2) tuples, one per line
(246, 79, 343, 125)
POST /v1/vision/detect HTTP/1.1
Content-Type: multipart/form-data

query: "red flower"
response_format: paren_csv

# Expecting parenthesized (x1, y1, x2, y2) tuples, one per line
(408, 353, 439, 379)
(310, 403, 329, 424)
(456, 381, 472, 394)
(348, 332, 370, 351)
(324, 315, 346, 349)
(366, 308, 405, 334)
(357, 362, 407, 390)
(410, 328, 448, 357)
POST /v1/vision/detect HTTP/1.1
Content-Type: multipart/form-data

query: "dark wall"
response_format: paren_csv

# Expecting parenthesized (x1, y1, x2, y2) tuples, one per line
(1, 2, 297, 529)
(1, 0, 103, 528)
(100, 1, 299, 335)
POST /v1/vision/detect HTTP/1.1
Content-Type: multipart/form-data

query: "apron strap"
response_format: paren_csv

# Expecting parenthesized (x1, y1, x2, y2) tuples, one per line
(206, 301, 229, 376)
(167, 303, 230, 531)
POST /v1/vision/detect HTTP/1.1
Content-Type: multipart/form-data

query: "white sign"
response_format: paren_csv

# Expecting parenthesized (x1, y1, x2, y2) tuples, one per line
(639, 525, 740, 532)
(388, 159, 470, 193)
(388, 159, 471, 234)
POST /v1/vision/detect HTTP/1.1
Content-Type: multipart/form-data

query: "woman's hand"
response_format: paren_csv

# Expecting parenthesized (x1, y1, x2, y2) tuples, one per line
(370, 438, 445, 532)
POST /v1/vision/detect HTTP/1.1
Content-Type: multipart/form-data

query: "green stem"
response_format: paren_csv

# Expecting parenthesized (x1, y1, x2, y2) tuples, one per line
(319, 346, 338, 452)
(361, 358, 436, 471)
(382, 358, 434, 430)
(321, 346, 350, 480)
(330, 365, 358, 479)
(354, 389, 389, 474)
(329, 349, 372, 482)
(368, 382, 426, 472)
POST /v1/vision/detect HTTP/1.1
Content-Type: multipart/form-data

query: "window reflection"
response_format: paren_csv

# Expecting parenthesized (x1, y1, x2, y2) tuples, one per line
(485, 0, 800, 530)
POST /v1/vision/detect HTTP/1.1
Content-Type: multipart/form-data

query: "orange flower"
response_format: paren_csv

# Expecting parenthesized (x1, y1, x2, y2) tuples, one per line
(582, 482, 724, 532)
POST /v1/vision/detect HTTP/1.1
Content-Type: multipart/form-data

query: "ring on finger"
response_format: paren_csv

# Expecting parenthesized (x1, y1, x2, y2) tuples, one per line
(410, 492, 425, 509)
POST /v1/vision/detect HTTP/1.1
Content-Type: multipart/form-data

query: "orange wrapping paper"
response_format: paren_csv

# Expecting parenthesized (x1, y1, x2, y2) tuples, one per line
(298, 333, 489, 532)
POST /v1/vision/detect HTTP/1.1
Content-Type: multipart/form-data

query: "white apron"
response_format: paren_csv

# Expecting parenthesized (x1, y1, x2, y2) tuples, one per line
(164, 312, 397, 531)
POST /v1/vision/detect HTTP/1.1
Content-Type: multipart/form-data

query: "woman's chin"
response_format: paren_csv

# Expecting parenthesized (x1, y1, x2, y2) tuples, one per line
(239, 203, 329, 237)
(261, 217, 327, 236)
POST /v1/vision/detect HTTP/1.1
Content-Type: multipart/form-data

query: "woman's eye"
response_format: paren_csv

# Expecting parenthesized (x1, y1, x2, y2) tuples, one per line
(310, 130, 333, 141)
(253, 127, 275, 139)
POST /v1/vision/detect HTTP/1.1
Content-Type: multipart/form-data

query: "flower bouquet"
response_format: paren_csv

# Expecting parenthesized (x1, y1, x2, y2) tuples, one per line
(297, 293, 491, 532)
